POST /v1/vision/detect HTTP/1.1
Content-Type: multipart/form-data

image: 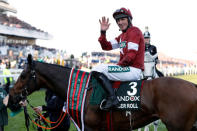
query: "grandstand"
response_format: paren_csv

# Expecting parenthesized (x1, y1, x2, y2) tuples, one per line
(0, 0, 16, 13)
(0, 0, 60, 70)
(0, 0, 53, 58)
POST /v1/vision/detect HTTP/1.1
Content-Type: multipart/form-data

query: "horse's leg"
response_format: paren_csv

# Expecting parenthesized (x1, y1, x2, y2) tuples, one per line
(184, 113, 197, 131)
(84, 105, 102, 130)
(160, 108, 197, 131)
(179, 111, 197, 131)
(191, 120, 197, 131)
(84, 126, 101, 131)
(161, 116, 196, 131)
(144, 125, 150, 131)
(191, 127, 197, 131)
(153, 120, 159, 131)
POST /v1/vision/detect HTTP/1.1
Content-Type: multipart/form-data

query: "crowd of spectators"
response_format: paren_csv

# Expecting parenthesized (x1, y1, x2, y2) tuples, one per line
(0, 43, 197, 77)
(158, 64, 197, 76)
(157, 52, 197, 76)
(80, 51, 197, 76)
(0, 14, 45, 33)
(0, 42, 61, 69)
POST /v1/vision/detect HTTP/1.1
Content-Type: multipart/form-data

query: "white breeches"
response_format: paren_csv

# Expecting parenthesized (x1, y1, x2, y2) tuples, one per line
(92, 64, 142, 81)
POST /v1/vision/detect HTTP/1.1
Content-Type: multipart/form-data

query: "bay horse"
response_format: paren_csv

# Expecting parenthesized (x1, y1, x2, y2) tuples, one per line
(8, 54, 197, 131)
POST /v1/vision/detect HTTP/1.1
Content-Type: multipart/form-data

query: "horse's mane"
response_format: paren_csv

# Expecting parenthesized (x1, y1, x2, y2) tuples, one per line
(35, 60, 72, 70)
(34, 61, 90, 74)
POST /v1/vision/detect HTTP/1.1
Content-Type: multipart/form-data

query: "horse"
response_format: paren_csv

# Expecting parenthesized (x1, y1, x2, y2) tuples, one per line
(8, 54, 197, 131)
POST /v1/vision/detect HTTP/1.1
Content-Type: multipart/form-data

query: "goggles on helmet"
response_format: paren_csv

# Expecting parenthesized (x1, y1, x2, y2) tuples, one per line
(113, 8, 132, 20)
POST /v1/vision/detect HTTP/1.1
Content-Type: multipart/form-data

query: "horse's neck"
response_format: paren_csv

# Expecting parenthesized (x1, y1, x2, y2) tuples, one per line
(35, 62, 71, 100)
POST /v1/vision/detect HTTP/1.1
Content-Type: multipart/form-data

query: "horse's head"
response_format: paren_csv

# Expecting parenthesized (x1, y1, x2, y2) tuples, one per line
(8, 54, 40, 111)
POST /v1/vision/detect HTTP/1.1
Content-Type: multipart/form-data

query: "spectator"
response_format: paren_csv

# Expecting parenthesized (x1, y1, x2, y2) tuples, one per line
(0, 59, 6, 70)
(0, 86, 9, 131)
(33, 89, 70, 131)
(143, 27, 164, 79)
(2, 62, 13, 93)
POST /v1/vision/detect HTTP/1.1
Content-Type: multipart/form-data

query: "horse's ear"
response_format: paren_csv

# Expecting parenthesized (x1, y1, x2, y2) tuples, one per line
(27, 54, 33, 65)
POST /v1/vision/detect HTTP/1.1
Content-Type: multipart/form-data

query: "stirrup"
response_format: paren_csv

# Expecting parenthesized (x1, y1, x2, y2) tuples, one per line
(100, 99, 107, 110)
(100, 97, 120, 110)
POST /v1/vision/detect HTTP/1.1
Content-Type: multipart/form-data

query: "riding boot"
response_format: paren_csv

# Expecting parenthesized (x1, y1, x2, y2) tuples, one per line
(92, 71, 119, 110)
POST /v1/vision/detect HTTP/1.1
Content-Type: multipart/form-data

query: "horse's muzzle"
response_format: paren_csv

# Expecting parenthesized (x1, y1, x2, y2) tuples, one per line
(8, 95, 22, 112)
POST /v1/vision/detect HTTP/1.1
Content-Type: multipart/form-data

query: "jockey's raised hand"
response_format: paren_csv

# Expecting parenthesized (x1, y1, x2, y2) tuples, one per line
(99, 16, 110, 31)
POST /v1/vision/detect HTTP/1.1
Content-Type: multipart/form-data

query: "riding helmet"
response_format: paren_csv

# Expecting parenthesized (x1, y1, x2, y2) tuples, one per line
(144, 31, 151, 38)
(113, 7, 133, 23)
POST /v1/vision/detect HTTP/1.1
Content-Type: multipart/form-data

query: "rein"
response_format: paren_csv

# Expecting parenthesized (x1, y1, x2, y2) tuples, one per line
(27, 99, 64, 124)
(37, 111, 64, 124)
(23, 99, 68, 130)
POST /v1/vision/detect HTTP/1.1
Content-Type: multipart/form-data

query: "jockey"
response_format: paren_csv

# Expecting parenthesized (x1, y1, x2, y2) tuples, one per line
(92, 7, 145, 110)
(143, 27, 164, 79)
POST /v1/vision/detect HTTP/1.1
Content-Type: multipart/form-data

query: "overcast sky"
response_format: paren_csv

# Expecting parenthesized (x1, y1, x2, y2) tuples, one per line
(9, 0, 197, 60)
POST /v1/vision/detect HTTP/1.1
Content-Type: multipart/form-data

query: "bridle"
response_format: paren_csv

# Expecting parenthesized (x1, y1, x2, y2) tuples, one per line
(8, 62, 38, 112)
(19, 61, 40, 131)
(21, 62, 38, 101)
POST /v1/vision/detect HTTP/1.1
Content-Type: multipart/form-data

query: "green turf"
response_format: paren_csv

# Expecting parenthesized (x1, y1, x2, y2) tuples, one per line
(4, 75, 197, 131)
(175, 74, 197, 84)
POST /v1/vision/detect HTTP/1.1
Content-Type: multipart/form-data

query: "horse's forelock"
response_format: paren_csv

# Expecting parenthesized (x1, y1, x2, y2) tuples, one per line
(27, 54, 33, 66)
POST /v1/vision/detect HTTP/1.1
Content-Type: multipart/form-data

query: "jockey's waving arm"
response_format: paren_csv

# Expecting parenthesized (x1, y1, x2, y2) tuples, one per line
(98, 16, 115, 51)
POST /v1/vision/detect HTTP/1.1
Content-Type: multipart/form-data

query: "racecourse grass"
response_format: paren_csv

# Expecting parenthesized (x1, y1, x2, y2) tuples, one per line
(5, 75, 197, 131)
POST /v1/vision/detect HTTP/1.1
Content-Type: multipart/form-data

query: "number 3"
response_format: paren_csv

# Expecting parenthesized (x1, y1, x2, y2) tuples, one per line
(127, 82, 137, 96)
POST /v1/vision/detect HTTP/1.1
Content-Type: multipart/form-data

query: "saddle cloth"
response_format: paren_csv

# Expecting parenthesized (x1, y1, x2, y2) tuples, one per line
(67, 68, 91, 131)
(90, 77, 143, 111)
